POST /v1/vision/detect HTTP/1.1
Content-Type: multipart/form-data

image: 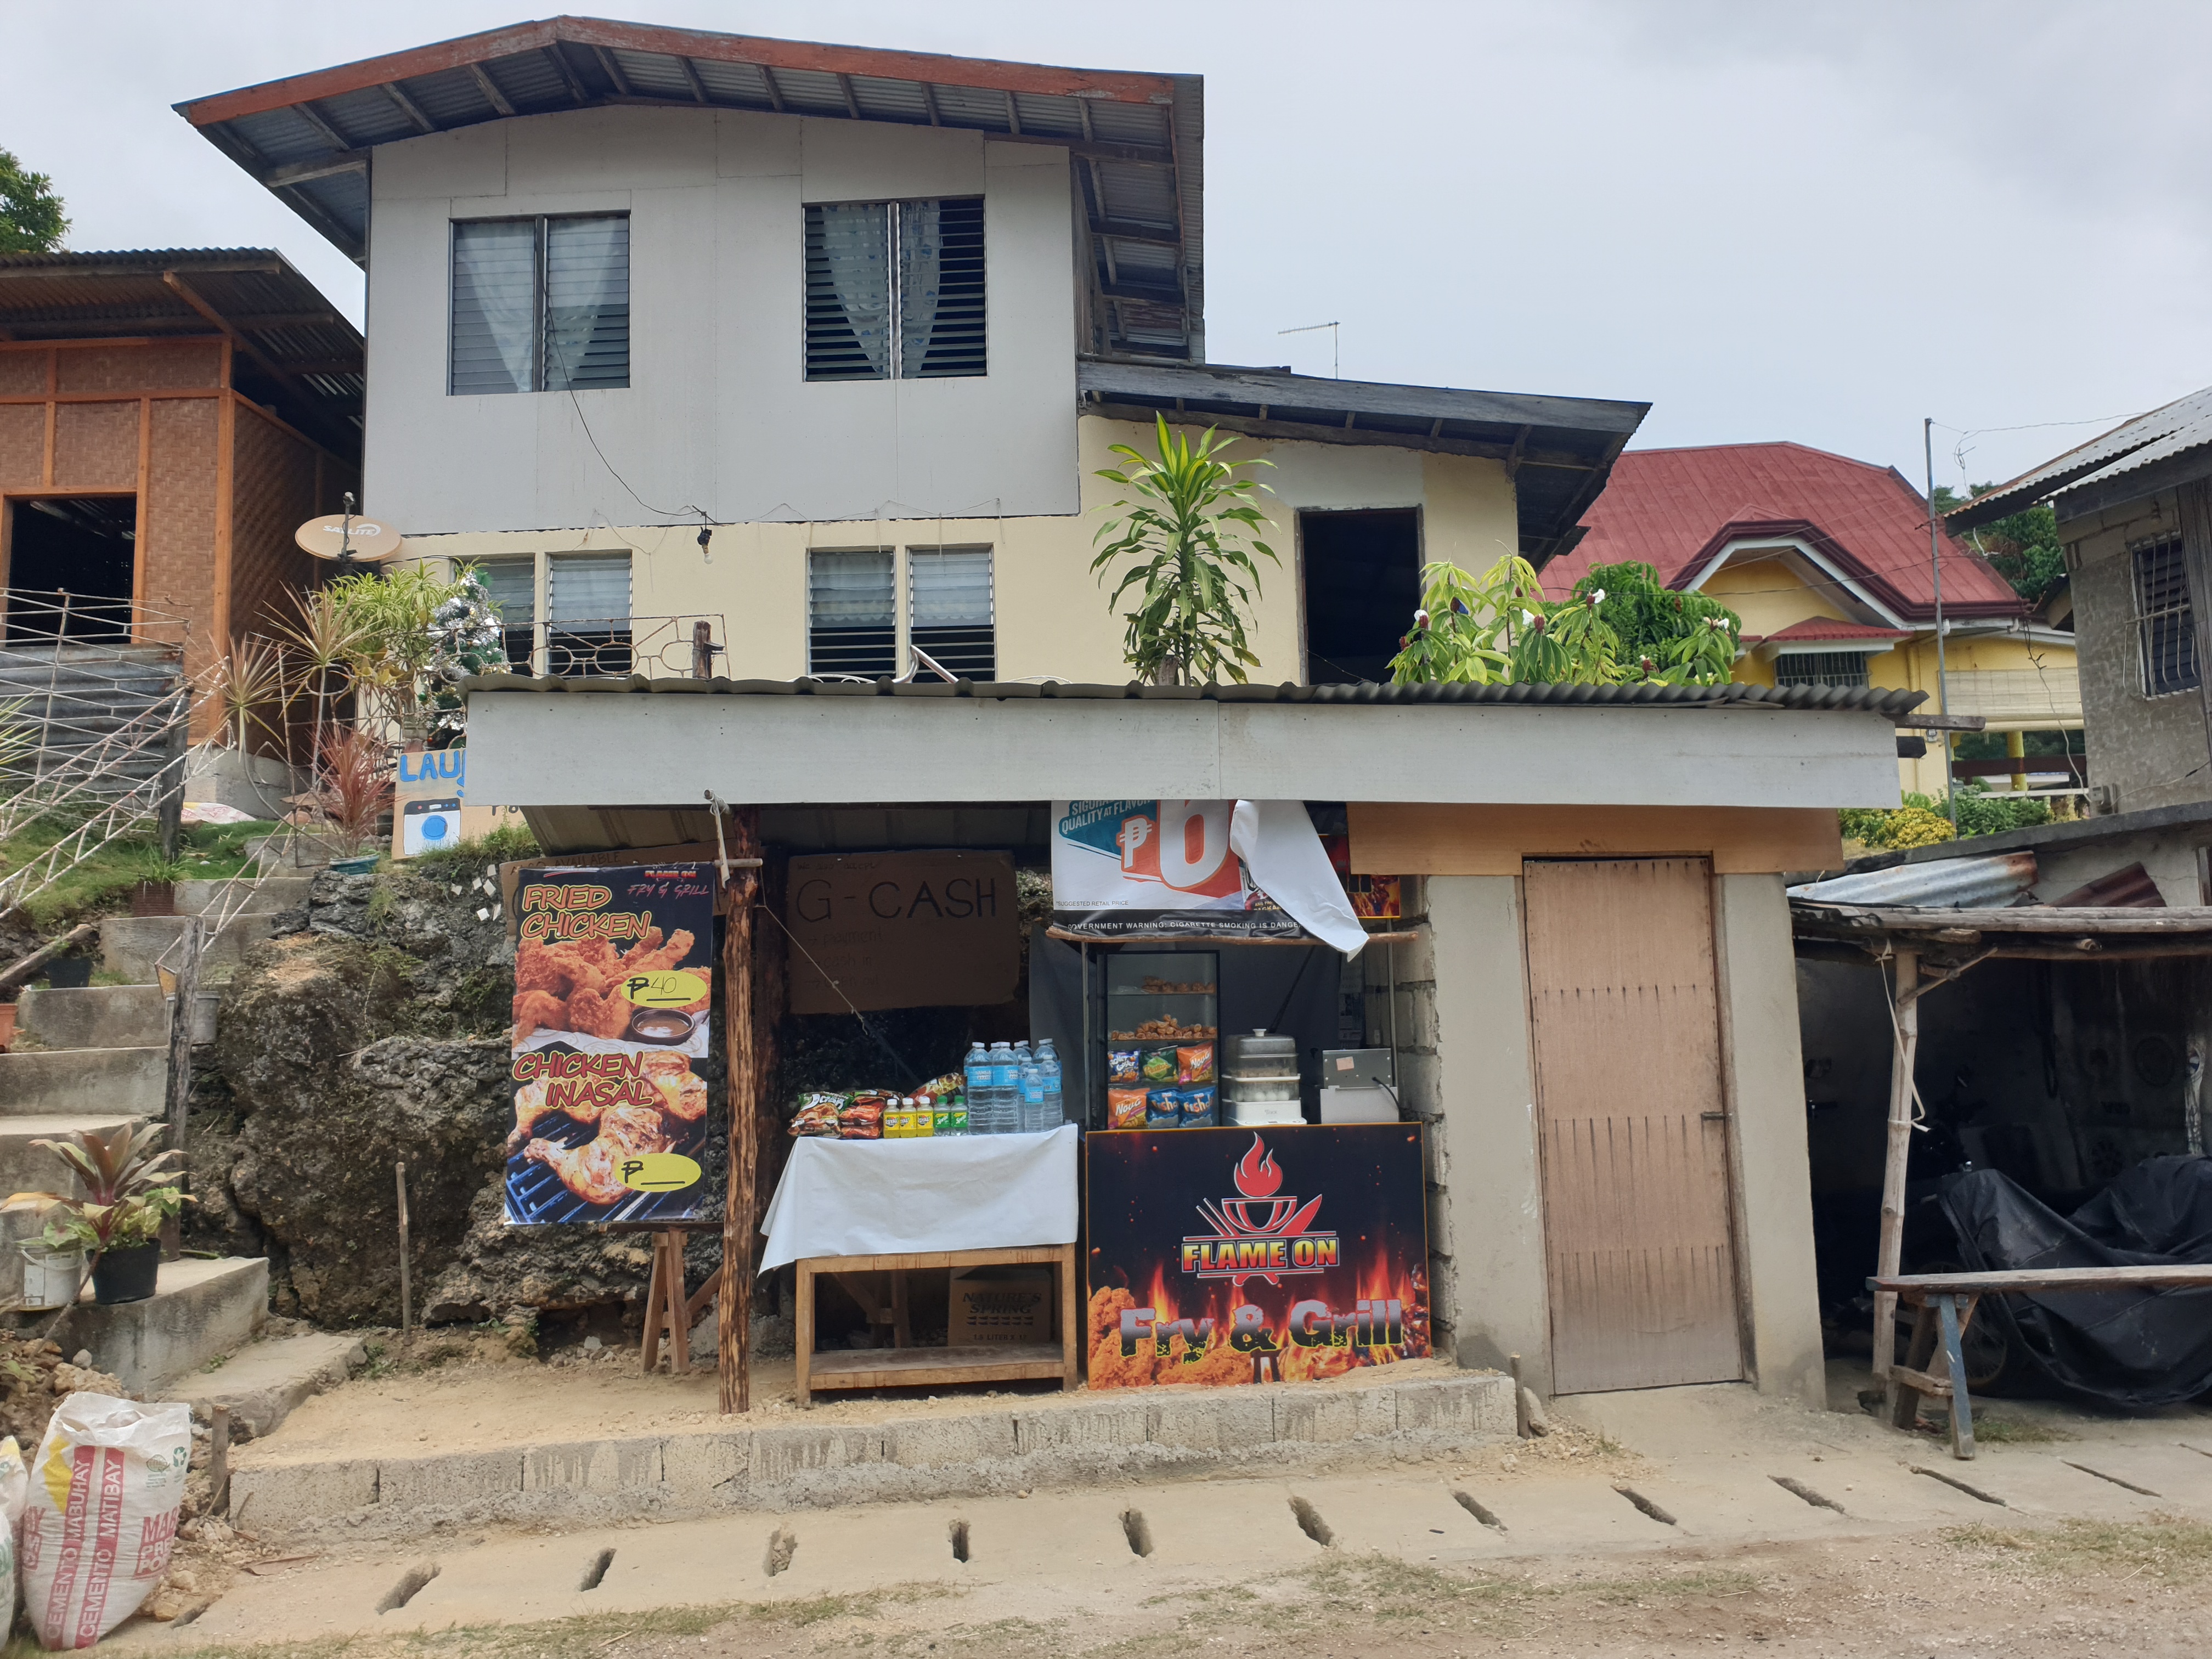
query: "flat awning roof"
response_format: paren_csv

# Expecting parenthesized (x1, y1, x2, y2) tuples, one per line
(1077, 360, 1648, 564)
(464, 673, 1916, 811)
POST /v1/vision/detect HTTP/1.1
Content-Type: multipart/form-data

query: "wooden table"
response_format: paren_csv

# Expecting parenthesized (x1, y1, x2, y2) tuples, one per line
(1870, 1265, 2212, 1459)
(797, 1243, 1079, 1407)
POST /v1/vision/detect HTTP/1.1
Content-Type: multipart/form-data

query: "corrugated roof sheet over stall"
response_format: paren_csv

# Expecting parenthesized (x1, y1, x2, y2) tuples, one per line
(174, 16, 1204, 363)
(462, 670, 1929, 716)
(1948, 384, 2212, 529)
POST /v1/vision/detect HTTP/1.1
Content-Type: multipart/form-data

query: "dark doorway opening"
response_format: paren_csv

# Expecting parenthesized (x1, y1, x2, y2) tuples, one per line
(4, 496, 136, 642)
(1299, 509, 1421, 684)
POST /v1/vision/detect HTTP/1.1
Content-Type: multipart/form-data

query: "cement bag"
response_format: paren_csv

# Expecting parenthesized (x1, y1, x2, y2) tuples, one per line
(20, 1394, 191, 1649)
(0, 1435, 26, 1636)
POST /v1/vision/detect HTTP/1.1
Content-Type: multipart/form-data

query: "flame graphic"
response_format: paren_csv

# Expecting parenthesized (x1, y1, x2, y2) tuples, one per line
(1233, 1134, 1282, 1198)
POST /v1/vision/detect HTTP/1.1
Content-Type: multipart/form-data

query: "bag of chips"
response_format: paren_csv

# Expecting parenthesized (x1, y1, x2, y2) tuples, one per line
(1177, 1044, 1214, 1085)
(1141, 1048, 1176, 1084)
(1179, 1086, 1217, 1128)
(1108, 1048, 1141, 1085)
(1108, 1087, 1150, 1129)
(1148, 1088, 1183, 1127)
(838, 1093, 887, 1139)
(791, 1092, 843, 1137)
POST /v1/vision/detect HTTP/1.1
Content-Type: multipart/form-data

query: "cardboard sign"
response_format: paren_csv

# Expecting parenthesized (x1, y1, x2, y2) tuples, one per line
(785, 850, 1019, 1014)
(392, 746, 528, 859)
(504, 863, 717, 1225)
(1085, 1125, 1430, 1387)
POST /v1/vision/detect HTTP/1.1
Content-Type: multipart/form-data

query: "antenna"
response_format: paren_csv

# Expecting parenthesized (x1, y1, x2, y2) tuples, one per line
(1278, 321, 1340, 379)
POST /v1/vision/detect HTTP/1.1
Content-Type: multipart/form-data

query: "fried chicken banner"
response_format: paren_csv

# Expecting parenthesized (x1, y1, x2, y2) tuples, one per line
(1085, 1127, 1431, 1389)
(505, 863, 717, 1226)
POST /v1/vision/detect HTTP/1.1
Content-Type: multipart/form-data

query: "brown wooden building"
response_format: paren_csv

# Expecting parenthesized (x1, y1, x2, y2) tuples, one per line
(0, 250, 362, 736)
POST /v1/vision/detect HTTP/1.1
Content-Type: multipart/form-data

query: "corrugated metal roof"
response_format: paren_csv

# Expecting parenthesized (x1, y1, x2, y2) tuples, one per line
(0, 249, 362, 454)
(1788, 851, 2038, 908)
(1076, 360, 1647, 563)
(462, 671, 1928, 716)
(1554, 442, 2023, 620)
(1754, 618, 1915, 644)
(175, 17, 1202, 363)
(1947, 385, 2212, 530)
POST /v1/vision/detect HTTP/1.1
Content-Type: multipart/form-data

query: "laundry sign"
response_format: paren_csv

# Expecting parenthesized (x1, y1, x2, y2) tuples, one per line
(785, 850, 1020, 1014)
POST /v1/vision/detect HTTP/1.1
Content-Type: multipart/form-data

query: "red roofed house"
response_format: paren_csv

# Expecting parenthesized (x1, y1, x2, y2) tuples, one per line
(1551, 442, 2081, 798)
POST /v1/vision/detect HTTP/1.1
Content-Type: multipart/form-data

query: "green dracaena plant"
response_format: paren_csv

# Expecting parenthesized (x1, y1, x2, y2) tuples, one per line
(1091, 416, 1278, 686)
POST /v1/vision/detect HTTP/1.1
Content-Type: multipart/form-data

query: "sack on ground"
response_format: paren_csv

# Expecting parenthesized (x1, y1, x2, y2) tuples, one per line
(20, 1393, 191, 1649)
(0, 1434, 26, 1636)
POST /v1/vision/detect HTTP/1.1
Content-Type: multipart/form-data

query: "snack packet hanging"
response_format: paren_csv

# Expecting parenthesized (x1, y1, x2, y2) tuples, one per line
(1179, 1086, 1217, 1128)
(1107, 1049, 1141, 1085)
(1108, 1087, 1150, 1129)
(1176, 1045, 1214, 1085)
(1141, 1049, 1175, 1085)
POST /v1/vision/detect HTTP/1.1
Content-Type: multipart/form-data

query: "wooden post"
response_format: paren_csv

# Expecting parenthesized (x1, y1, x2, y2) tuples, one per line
(718, 806, 763, 1415)
(161, 917, 202, 1261)
(208, 1403, 231, 1518)
(156, 689, 189, 864)
(395, 1159, 411, 1342)
(1873, 949, 1920, 1385)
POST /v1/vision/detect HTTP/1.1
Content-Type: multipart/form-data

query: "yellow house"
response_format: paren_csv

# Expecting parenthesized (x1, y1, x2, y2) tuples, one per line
(1548, 442, 2082, 797)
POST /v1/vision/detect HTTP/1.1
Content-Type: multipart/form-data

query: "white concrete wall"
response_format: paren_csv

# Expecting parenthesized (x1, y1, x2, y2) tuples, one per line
(365, 106, 1077, 534)
(1713, 873, 1827, 1406)
(1418, 877, 1553, 1388)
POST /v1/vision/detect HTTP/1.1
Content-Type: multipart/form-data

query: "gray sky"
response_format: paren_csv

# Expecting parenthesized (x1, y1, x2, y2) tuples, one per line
(15, 1, 2210, 493)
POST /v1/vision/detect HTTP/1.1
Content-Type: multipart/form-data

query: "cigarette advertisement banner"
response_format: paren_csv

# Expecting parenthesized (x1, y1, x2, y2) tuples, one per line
(1049, 800, 1302, 941)
(1086, 1125, 1430, 1387)
(505, 862, 716, 1225)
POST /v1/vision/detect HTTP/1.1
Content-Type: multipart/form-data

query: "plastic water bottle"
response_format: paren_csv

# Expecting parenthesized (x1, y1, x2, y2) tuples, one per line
(1019, 1057, 1046, 1133)
(1037, 1038, 1064, 1131)
(962, 1042, 991, 1136)
(988, 1041, 1019, 1133)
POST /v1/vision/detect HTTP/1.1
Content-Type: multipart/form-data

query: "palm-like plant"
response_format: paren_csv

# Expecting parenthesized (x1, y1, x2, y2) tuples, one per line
(302, 724, 394, 854)
(209, 634, 291, 757)
(276, 585, 370, 772)
(1090, 416, 1278, 686)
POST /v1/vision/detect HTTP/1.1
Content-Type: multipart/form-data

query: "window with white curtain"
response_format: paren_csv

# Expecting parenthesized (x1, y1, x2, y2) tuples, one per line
(909, 548, 994, 680)
(804, 198, 984, 382)
(450, 215, 629, 395)
(472, 558, 538, 670)
(808, 550, 898, 678)
(545, 551, 634, 675)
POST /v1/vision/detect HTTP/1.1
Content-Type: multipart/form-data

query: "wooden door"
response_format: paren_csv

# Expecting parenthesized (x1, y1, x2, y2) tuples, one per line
(1523, 857, 1745, 1393)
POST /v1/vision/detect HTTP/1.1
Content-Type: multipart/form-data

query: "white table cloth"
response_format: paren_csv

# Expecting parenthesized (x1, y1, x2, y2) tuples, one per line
(759, 1125, 1079, 1270)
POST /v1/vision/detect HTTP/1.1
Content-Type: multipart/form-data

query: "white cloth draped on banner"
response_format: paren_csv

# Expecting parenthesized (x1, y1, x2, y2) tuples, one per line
(1048, 799, 1367, 953)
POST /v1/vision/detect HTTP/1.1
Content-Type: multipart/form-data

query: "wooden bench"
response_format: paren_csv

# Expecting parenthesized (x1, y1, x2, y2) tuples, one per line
(1869, 1266, 2212, 1459)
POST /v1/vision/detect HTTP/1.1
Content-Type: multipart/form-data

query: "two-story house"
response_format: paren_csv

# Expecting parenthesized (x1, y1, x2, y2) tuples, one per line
(177, 17, 1647, 686)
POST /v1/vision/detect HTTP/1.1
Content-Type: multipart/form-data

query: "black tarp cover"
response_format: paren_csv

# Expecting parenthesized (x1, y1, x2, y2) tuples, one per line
(1939, 1156, 2212, 1407)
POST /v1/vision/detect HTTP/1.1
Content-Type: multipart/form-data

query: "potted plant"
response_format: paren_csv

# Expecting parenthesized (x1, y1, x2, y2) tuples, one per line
(3, 1125, 189, 1307)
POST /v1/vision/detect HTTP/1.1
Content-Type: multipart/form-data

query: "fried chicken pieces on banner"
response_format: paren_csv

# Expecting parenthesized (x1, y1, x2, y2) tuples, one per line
(510, 927, 698, 1042)
(523, 1102, 672, 1207)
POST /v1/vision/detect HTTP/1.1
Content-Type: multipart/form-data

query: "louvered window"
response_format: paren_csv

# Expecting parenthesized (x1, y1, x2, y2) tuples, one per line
(450, 215, 629, 394)
(1774, 650, 1870, 690)
(472, 558, 538, 670)
(804, 198, 984, 382)
(909, 548, 994, 680)
(808, 550, 897, 678)
(2134, 534, 2200, 697)
(546, 551, 633, 676)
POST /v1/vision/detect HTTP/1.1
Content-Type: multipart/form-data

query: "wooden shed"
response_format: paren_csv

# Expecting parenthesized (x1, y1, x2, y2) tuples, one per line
(0, 250, 362, 737)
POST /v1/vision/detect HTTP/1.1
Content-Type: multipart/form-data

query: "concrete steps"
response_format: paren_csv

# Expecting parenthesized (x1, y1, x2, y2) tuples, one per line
(181, 1330, 368, 1440)
(17, 983, 215, 1049)
(69, 1255, 268, 1392)
(178, 874, 313, 917)
(98, 912, 277, 985)
(0, 1045, 164, 1116)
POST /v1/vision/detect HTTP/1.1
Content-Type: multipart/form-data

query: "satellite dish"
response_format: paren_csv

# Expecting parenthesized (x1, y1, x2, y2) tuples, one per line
(295, 512, 404, 562)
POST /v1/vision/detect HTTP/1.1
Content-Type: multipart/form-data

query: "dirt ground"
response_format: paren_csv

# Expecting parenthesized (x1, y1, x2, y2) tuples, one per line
(87, 1512, 2212, 1659)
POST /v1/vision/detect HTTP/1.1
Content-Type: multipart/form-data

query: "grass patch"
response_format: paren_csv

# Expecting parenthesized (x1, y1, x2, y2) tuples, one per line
(0, 815, 279, 930)
(1945, 1515, 2212, 1582)
(409, 822, 537, 881)
(1972, 1413, 2076, 1445)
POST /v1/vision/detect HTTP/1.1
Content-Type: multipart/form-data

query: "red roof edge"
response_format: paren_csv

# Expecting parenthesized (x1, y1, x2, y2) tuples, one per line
(1751, 618, 1915, 645)
(176, 14, 1179, 129)
(1668, 517, 2025, 622)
